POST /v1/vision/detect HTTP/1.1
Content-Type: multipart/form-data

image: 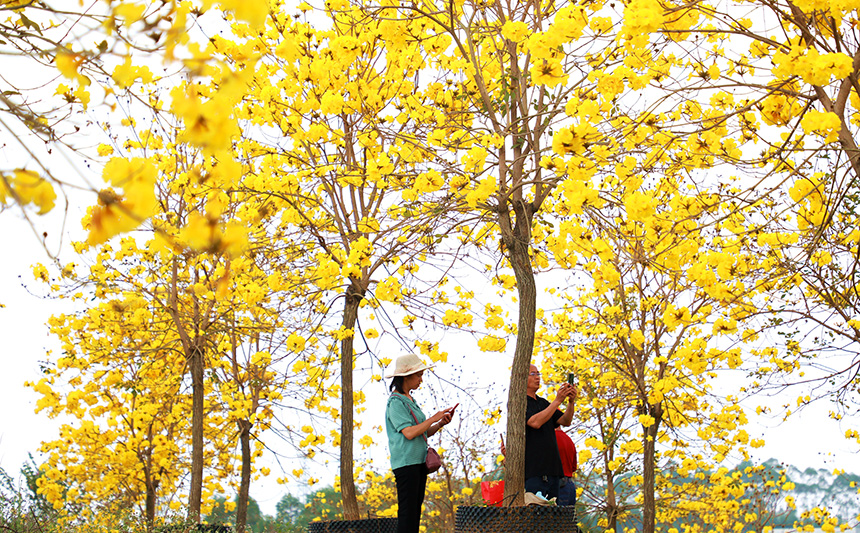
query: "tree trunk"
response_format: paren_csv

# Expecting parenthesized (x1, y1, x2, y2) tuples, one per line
(236, 418, 252, 533)
(187, 341, 205, 523)
(641, 406, 662, 533)
(143, 423, 157, 531)
(502, 211, 537, 507)
(605, 470, 618, 532)
(340, 282, 364, 520)
(166, 260, 208, 524)
(144, 466, 157, 531)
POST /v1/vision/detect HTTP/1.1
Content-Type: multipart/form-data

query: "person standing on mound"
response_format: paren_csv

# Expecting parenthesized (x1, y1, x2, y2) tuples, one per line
(385, 354, 457, 533)
(524, 363, 577, 501)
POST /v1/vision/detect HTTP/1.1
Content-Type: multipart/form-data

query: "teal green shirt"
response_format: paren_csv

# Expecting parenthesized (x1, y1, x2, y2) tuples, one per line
(386, 393, 428, 470)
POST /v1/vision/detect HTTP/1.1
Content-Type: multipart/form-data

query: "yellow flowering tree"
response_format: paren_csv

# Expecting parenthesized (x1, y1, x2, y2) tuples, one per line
(9, 2, 307, 527)
(28, 79, 324, 528)
(30, 237, 238, 530)
(536, 161, 777, 530)
(348, 0, 635, 504)
(527, 0, 860, 526)
(177, 2, 472, 519)
(650, 0, 860, 462)
(28, 269, 189, 529)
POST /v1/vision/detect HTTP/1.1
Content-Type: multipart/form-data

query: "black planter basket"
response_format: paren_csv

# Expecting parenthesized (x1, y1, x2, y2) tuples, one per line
(454, 505, 578, 533)
(156, 524, 232, 533)
(307, 517, 398, 533)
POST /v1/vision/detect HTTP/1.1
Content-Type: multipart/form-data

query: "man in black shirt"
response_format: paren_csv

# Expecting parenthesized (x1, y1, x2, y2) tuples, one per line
(525, 363, 576, 501)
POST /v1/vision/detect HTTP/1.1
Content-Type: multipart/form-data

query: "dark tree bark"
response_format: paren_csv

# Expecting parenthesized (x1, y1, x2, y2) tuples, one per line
(605, 472, 619, 533)
(340, 281, 365, 520)
(168, 261, 207, 524)
(188, 340, 205, 523)
(236, 418, 252, 533)
(641, 405, 662, 533)
(501, 200, 537, 507)
(143, 461, 158, 531)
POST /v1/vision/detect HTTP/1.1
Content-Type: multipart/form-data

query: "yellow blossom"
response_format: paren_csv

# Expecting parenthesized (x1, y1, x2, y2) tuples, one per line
(501, 21, 530, 42)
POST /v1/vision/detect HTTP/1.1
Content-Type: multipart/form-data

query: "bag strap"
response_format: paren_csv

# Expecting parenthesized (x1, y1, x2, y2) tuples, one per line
(394, 393, 428, 443)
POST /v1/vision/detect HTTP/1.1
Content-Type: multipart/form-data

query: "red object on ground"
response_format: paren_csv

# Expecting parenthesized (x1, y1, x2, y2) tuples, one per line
(480, 480, 504, 507)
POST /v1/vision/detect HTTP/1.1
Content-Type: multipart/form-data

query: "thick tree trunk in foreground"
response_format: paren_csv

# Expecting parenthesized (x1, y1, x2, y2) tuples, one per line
(502, 208, 537, 507)
(340, 283, 364, 520)
(236, 418, 252, 533)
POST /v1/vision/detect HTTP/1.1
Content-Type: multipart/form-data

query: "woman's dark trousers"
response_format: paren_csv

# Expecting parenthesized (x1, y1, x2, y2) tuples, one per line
(393, 463, 428, 533)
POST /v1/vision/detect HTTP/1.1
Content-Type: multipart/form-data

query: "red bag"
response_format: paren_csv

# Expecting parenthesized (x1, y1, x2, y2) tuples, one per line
(426, 447, 442, 473)
(480, 480, 504, 507)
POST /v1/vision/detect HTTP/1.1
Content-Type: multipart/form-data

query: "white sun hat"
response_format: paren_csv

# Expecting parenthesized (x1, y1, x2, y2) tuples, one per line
(384, 353, 434, 378)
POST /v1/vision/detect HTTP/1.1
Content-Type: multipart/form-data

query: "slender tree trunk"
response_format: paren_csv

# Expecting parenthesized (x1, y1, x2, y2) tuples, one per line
(598, 409, 619, 532)
(143, 423, 157, 531)
(502, 205, 537, 507)
(188, 340, 205, 523)
(167, 260, 207, 523)
(442, 465, 455, 527)
(641, 407, 662, 533)
(340, 282, 364, 520)
(144, 465, 158, 531)
(605, 471, 618, 532)
(236, 418, 252, 533)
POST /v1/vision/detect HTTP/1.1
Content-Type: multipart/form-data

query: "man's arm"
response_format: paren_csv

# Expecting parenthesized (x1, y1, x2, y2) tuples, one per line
(528, 384, 575, 428)
(557, 401, 574, 427)
(556, 384, 578, 427)
(527, 397, 564, 429)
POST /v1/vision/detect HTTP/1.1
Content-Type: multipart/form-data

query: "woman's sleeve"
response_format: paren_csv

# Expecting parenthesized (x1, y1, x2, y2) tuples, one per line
(387, 398, 415, 433)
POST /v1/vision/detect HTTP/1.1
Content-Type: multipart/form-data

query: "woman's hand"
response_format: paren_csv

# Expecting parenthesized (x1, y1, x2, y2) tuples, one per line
(427, 407, 455, 436)
(402, 407, 456, 440)
(432, 409, 453, 426)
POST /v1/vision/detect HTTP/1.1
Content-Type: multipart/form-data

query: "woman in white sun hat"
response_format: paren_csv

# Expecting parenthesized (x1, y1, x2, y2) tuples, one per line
(385, 353, 457, 533)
